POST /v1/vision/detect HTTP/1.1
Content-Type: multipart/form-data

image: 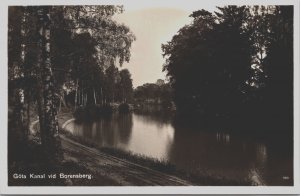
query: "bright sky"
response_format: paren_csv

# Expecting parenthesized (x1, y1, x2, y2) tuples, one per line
(113, 4, 216, 87)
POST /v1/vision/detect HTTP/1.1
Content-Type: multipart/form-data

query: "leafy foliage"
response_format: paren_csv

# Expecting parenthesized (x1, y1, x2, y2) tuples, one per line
(162, 6, 293, 130)
(8, 6, 136, 161)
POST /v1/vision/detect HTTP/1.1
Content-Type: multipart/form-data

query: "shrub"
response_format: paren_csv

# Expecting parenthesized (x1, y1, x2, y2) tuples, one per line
(118, 103, 130, 113)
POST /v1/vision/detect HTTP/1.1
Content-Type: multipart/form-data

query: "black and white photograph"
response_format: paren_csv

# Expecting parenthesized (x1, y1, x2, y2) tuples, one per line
(1, 0, 299, 194)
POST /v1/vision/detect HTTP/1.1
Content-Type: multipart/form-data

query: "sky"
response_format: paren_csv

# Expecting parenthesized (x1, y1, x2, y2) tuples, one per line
(113, 4, 216, 87)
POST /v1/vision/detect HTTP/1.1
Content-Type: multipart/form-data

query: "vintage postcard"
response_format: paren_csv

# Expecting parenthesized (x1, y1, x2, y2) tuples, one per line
(0, 0, 299, 194)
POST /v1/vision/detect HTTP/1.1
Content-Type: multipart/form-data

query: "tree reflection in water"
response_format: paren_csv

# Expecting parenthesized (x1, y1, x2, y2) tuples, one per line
(65, 110, 293, 185)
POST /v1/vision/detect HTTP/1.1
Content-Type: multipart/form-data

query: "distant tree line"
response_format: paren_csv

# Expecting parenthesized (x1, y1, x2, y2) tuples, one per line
(162, 6, 293, 130)
(134, 80, 173, 107)
(8, 6, 135, 161)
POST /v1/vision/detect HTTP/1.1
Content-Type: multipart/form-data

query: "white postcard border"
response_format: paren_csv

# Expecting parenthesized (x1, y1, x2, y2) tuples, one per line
(0, 0, 299, 194)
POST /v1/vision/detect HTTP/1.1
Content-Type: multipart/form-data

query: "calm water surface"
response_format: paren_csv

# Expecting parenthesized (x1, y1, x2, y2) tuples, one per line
(64, 112, 293, 185)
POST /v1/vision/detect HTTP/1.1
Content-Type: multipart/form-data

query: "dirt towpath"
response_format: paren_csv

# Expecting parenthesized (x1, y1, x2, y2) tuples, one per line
(61, 135, 192, 185)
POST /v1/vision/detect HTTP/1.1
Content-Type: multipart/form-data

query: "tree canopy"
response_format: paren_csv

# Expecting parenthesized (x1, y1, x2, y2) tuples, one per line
(162, 6, 293, 130)
(8, 5, 136, 161)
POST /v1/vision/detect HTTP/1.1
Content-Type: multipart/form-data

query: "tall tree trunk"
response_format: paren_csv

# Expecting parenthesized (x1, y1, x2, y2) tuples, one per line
(78, 88, 81, 106)
(37, 6, 61, 162)
(25, 95, 30, 137)
(100, 87, 103, 105)
(85, 93, 88, 106)
(36, 59, 45, 142)
(83, 91, 85, 106)
(56, 92, 66, 112)
(93, 88, 97, 105)
(58, 97, 62, 112)
(83, 92, 85, 106)
(14, 7, 27, 142)
(14, 89, 25, 142)
(81, 89, 84, 106)
(60, 92, 67, 108)
(74, 79, 78, 109)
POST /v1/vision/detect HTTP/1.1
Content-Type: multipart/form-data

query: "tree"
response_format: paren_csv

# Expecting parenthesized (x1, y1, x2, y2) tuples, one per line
(8, 6, 27, 142)
(211, 6, 253, 117)
(57, 6, 136, 108)
(104, 64, 120, 103)
(162, 5, 293, 130)
(162, 6, 252, 118)
(262, 6, 293, 130)
(34, 6, 61, 161)
(8, 5, 136, 162)
(134, 82, 172, 106)
(71, 32, 99, 107)
(118, 69, 133, 103)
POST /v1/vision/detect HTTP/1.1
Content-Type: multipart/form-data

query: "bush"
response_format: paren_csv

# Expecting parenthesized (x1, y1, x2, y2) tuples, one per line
(118, 103, 130, 113)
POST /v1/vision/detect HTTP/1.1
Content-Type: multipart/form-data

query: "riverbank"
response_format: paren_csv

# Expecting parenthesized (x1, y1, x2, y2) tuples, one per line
(25, 108, 192, 186)
(58, 109, 254, 186)
(23, 108, 258, 186)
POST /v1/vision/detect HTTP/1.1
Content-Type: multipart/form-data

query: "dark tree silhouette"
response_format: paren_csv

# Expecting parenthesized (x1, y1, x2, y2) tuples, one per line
(162, 6, 293, 131)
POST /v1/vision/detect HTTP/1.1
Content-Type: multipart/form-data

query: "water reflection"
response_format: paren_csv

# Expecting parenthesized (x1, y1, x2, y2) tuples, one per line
(127, 114, 174, 159)
(168, 125, 255, 180)
(65, 112, 293, 185)
(216, 132, 230, 144)
(66, 114, 133, 148)
(256, 144, 268, 168)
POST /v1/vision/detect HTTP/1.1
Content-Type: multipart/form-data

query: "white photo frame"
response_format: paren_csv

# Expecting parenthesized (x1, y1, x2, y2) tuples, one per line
(0, 0, 299, 194)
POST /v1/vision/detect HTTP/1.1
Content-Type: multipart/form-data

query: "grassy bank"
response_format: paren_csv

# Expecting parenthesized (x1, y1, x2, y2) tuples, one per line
(100, 147, 252, 186)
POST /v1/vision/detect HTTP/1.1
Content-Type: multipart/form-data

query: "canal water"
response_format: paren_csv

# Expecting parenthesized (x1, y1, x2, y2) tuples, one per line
(64, 112, 293, 185)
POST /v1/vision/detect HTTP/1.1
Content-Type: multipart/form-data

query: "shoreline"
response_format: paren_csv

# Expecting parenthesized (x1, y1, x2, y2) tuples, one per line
(25, 108, 257, 186)
(26, 109, 193, 186)
(57, 110, 255, 186)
